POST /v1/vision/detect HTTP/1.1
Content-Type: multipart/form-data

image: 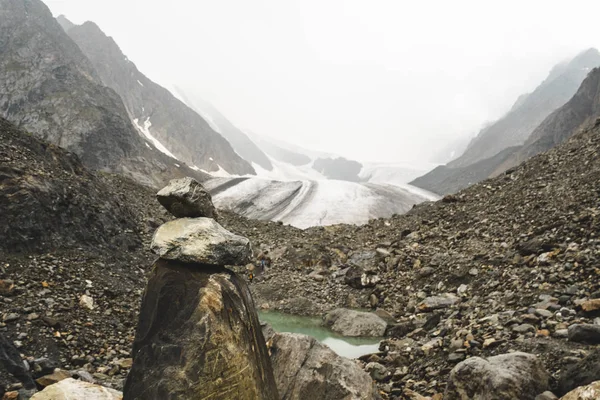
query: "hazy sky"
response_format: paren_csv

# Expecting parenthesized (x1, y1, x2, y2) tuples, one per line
(45, 0, 600, 164)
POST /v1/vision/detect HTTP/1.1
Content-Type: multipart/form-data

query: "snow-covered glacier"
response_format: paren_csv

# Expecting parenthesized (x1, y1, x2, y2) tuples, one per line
(204, 177, 438, 229)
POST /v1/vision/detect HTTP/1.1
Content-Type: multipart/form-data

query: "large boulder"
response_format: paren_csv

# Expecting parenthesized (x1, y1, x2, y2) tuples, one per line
(30, 378, 121, 399)
(124, 259, 278, 400)
(150, 217, 251, 265)
(557, 348, 600, 396)
(0, 334, 35, 390)
(263, 330, 380, 400)
(157, 177, 217, 218)
(445, 352, 550, 400)
(559, 380, 600, 399)
(323, 309, 387, 337)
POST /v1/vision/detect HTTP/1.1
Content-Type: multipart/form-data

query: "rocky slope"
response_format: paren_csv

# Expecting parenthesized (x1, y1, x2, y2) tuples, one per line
(412, 48, 600, 194)
(62, 18, 254, 176)
(2, 110, 600, 398)
(0, 0, 204, 187)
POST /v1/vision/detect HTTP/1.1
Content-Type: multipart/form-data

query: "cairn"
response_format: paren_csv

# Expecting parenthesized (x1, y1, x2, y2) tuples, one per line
(123, 177, 278, 400)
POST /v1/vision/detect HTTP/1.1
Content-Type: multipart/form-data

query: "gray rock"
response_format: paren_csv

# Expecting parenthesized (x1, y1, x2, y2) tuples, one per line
(535, 391, 557, 400)
(151, 217, 251, 265)
(156, 177, 217, 218)
(323, 309, 387, 337)
(513, 323, 536, 333)
(418, 293, 460, 312)
(263, 331, 380, 400)
(568, 324, 600, 344)
(445, 352, 550, 400)
(365, 362, 389, 381)
(124, 259, 278, 400)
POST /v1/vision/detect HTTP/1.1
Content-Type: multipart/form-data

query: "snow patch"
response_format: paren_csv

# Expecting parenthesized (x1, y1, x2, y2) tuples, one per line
(174, 163, 180, 168)
(190, 166, 200, 171)
(133, 118, 178, 159)
(209, 157, 214, 161)
(137, 80, 144, 87)
(145, 143, 152, 149)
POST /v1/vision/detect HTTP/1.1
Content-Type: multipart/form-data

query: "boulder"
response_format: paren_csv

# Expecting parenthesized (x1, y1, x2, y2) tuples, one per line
(123, 259, 278, 400)
(323, 309, 387, 337)
(344, 266, 380, 289)
(559, 380, 600, 399)
(263, 330, 380, 400)
(156, 177, 216, 218)
(568, 324, 600, 344)
(30, 378, 121, 399)
(151, 217, 251, 265)
(557, 348, 600, 395)
(444, 352, 550, 400)
(35, 369, 71, 387)
(0, 334, 35, 390)
(418, 293, 460, 312)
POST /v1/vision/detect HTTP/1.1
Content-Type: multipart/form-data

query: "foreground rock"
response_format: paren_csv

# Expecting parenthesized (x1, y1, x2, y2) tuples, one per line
(31, 378, 121, 399)
(150, 217, 251, 265)
(323, 309, 387, 337)
(445, 352, 549, 400)
(124, 258, 278, 399)
(560, 380, 600, 399)
(156, 177, 217, 218)
(263, 329, 380, 400)
(558, 349, 600, 396)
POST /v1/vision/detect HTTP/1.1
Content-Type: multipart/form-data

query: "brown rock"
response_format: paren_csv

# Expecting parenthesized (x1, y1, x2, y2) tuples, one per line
(581, 299, 600, 312)
(36, 369, 72, 387)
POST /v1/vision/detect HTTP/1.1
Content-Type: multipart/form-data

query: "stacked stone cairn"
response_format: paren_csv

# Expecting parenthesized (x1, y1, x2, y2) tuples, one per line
(123, 177, 278, 400)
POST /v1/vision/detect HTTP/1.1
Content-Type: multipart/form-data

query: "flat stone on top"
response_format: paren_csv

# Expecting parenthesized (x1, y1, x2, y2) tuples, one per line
(151, 218, 251, 265)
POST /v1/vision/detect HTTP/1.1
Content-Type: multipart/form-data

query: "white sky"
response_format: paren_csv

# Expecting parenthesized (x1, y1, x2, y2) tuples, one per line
(44, 0, 600, 164)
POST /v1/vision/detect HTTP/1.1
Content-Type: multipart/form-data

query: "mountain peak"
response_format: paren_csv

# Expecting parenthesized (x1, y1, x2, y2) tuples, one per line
(56, 14, 75, 32)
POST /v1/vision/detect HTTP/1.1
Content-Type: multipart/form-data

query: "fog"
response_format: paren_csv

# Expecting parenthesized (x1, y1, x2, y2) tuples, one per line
(45, 0, 600, 164)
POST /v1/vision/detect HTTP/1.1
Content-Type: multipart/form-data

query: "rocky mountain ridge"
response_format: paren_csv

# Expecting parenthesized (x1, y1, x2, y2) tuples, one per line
(62, 18, 254, 176)
(0, 0, 205, 187)
(412, 48, 600, 195)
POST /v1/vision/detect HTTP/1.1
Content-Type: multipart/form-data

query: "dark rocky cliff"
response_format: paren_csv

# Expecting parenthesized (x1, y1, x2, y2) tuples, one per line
(65, 20, 255, 176)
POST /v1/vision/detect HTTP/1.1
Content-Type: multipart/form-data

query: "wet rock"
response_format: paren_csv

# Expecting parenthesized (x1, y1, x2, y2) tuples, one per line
(123, 258, 278, 400)
(156, 177, 217, 218)
(559, 380, 600, 399)
(150, 218, 251, 265)
(418, 293, 460, 312)
(445, 352, 550, 400)
(557, 349, 600, 395)
(263, 331, 380, 400)
(30, 378, 121, 399)
(568, 324, 600, 344)
(323, 309, 387, 337)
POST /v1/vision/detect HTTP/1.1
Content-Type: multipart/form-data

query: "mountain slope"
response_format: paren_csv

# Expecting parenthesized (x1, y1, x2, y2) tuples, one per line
(168, 86, 274, 171)
(453, 48, 600, 168)
(493, 67, 600, 175)
(0, 0, 205, 187)
(412, 49, 600, 194)
(63, 19, 254, 175)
